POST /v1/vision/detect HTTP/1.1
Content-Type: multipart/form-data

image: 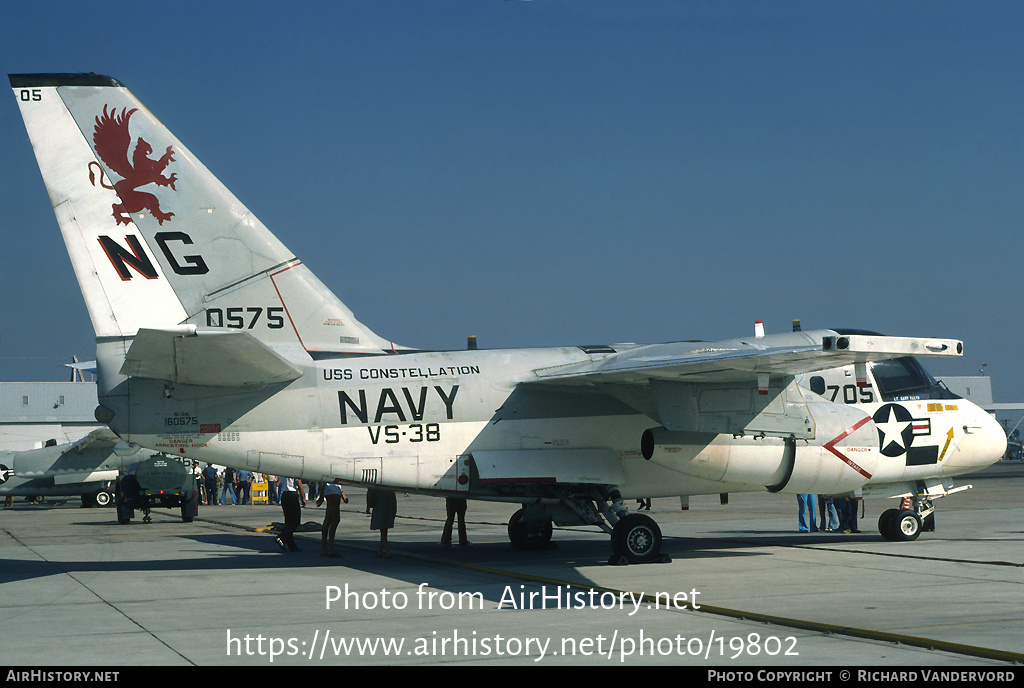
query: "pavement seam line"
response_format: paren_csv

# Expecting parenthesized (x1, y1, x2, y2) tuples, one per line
(1, 525, 197, 666)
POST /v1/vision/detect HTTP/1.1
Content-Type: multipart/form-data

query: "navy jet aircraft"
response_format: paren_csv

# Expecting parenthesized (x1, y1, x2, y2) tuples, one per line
(0, 428, 153, 507)
(9, 74, 1005, 562)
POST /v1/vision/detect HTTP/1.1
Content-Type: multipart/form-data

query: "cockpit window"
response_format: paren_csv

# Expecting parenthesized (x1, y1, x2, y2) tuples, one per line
(809, 376, 826, 396)
(871, 357, 960, 401)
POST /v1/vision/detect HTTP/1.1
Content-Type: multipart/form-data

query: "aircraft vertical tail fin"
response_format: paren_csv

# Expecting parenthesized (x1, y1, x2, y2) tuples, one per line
(9, 73, 397, 358)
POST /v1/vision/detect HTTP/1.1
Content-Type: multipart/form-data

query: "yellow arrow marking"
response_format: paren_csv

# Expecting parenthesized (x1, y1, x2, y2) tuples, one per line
(939, 427, 954, 461)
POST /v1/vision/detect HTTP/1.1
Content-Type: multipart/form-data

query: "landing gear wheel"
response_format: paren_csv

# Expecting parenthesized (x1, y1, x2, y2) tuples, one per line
(507, 508, 553, 550)
(181, 496, 198, 523)
(94, 489, 113, 507)
(878, 508, 900, 540)
(891, 510, 922, 541)
(610, 513, 664, 564)
(116, 502, 132, 525)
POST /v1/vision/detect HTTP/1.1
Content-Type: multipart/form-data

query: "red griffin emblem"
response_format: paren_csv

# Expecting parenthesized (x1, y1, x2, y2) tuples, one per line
(89, 105, 177, 225)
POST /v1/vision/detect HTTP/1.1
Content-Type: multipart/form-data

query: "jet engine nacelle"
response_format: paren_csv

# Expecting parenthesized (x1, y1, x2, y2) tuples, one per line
(641, 399, 881, 495)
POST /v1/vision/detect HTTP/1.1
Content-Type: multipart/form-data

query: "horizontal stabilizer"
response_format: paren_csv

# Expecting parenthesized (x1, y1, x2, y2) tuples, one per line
(121, 328, 302, 387)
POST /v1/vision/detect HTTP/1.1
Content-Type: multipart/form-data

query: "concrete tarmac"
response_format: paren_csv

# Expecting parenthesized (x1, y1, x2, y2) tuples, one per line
(1, 463, 1022, 667)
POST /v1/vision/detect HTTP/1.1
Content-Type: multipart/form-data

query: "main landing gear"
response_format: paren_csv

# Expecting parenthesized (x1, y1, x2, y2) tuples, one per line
(507, 506, 554, 551)
(609, 513, 665, 565)
(506, 488, 671, 565)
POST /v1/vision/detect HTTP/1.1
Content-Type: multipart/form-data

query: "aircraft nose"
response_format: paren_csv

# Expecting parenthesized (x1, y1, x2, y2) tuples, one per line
(943, 405, 1006, 476)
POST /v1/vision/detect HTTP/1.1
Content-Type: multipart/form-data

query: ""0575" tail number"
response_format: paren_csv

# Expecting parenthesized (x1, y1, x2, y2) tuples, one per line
(206, 307, 285, 329)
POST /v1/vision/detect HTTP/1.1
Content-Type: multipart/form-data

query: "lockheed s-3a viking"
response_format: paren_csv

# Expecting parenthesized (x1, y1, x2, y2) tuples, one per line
(9, 73, 1006, 563)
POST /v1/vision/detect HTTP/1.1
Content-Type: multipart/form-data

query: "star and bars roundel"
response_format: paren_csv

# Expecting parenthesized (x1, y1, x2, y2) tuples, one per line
(872, 403, 931, 458)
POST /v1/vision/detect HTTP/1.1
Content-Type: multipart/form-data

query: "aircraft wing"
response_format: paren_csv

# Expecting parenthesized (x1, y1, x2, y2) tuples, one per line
(530, 329, 963, 438)
(12, 428, 139, 480)
(533, 329, 962, 386)
(66, 427, 121, 453)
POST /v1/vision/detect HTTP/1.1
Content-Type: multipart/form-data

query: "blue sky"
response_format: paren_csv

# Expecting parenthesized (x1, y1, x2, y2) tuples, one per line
(1, 1, 1021, 415)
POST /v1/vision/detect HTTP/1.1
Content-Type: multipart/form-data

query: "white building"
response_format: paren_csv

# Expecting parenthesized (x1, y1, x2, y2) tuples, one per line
(0, 382, 101, 451)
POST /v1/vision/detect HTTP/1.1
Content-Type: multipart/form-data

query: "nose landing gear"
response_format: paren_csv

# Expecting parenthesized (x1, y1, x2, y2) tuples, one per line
(878, 495, 934, 541)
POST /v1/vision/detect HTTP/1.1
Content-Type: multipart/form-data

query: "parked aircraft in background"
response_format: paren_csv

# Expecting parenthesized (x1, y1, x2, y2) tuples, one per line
(9, 74, 1005, 562)
(0, 428, 152, 506)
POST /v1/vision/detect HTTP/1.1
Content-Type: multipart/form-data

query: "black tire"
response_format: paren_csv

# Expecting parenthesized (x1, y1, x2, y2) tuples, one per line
(181, 494, 198, 522)
(115, 476, 132, 523)
(891, 510, 922, 541)
(878, 508, 900, 540)
(611, 513, 662, 564)
(94, 489, 113, 507)
(507, 507, 553, 550)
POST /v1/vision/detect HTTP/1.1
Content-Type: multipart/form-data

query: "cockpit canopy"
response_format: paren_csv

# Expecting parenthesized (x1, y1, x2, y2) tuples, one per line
(869, 356, 960, 402)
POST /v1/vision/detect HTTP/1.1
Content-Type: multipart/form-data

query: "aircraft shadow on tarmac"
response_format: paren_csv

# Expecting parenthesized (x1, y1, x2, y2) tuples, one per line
(0, 525, 771, 607)
(4, 519, 1013, 612)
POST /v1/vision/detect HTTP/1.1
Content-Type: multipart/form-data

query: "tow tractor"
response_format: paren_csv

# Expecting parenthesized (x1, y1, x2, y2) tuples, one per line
(116, 455, 199, 524)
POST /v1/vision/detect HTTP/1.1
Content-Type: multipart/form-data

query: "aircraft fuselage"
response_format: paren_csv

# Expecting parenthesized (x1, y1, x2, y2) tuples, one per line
(96, 343, 1002, 506)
